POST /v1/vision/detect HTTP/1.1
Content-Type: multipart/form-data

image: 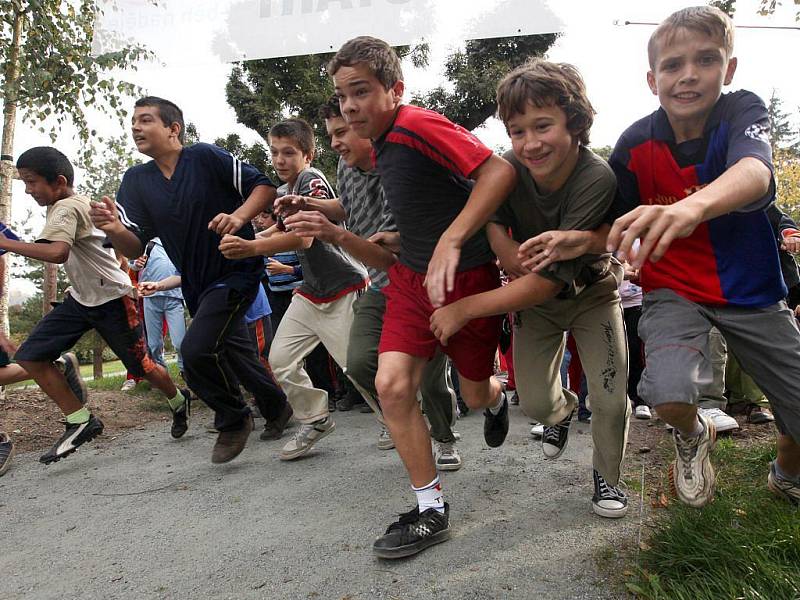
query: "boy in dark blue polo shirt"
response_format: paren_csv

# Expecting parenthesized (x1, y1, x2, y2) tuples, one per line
(90, 96, 290, 464)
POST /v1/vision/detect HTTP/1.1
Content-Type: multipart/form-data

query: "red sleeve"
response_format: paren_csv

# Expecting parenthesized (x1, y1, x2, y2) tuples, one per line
(388, 105, 492, 178)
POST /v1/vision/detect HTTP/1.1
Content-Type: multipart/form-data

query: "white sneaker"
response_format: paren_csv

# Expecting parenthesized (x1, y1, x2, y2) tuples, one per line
(634, 405, 652, 420)
(698, 407, 739, 433)
(670, 412, 717, 507)
(377, 426, 395, 450)
(530, 422, 544, 439)
(120, 379, 136, 392)
(279, 417, 335, 461)
(434, 440, 462, 471)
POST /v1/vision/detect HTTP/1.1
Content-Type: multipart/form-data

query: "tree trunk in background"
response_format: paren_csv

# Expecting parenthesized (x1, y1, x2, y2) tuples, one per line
(93, 333, 104, 380)
(0, 8, 23, 336)
(42, 262, 57, 315)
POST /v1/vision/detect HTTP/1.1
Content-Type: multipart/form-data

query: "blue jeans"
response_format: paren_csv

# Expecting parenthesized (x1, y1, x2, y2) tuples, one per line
(143, 296, 186, 370)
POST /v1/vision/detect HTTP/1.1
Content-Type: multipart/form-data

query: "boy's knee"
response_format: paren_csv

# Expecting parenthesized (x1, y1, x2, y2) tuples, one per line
(519, 389, 576, 425)
(375, 372, 415, 411)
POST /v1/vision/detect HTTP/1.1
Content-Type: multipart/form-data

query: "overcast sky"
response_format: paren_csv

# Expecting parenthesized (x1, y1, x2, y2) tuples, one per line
(5, 0, 799, 296)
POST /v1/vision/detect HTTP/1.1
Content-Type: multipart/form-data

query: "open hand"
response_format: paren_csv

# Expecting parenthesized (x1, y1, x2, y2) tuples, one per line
(283, 211, 341, 243)
(518, 230, 591, 273)
(273, 194, 307, 218)
(781, 233, 800, 254)
(425, 239, 460, 308)
(89, 196, 123, 233)
(368, 231, 401, 255)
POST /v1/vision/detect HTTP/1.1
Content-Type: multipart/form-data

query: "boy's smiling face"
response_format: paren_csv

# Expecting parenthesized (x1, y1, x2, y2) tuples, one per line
(17, 169, 68, 206)
(333, 63, 403, 140)
(507, 101, 580, 194)
(647, 27, 737, 141)
(269, 135, 311, 186)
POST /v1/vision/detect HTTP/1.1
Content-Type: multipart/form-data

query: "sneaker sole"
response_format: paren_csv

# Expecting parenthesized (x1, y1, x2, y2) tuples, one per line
(377, 440, 395, 450)
(592, 502, 629, 519)
(279, 421, 336, 461)
(372, 526, 451, 559)
(40, 425, 104, 465)
(668, 419, 717, 507)
(542, 434, 570, 459)
(436, 461, 462, 472)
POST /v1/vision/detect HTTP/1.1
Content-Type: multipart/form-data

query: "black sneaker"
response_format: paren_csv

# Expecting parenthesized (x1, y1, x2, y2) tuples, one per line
(542, 409, 574, 459)
(336, 389, 366, 412)
(372, 503, 451, 559)
(483, 393, 509, 448)
(456, 397, 469, 417)
(56, 352, 88, 406)
(592, 469, 629, 518)
(328, 396, 337, 412)
(508, 390, 519, 405)
(171, 389, 192, 439)
(39, 415, 104, 465)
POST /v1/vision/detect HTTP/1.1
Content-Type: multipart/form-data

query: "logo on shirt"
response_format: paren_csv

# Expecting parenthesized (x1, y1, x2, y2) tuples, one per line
(307, 178, 329, 198)
(744, 122, 770, 144)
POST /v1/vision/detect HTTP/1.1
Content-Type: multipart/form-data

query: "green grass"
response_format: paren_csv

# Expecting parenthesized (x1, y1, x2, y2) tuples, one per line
(627, 438, 800, 600)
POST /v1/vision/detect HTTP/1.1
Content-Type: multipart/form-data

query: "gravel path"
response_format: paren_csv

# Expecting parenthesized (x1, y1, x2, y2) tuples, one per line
(0, 406, 636, 599)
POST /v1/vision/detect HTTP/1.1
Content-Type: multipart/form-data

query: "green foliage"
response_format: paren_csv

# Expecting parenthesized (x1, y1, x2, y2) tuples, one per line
(590, 145, 613, 161)
(222, 44, 428, 183)
(758, 0, 800, 19)
(767, 90, 800, 153)
(626, 439, 799, 600)
(76, 134, 141, 200)
(1, 0, 153, 157)
(709, 0, 737, 17)
(414, 34, 558, 132)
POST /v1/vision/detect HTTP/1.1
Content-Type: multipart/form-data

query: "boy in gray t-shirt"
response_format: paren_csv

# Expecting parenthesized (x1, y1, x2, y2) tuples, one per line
(430, 59, 631, 519)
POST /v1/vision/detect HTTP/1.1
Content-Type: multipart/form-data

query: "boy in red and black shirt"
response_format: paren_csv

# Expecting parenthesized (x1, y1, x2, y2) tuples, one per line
(328, 36, 516, 558)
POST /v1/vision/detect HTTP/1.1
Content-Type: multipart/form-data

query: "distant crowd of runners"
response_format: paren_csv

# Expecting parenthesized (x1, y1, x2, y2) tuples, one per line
(1, 5, 798, 561)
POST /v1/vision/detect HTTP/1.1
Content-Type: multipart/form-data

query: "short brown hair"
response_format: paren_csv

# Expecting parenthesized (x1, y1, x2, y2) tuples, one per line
(496, 58, 595, 146)
(269, 118, 315, 156)
(327, 36, 403, 90)
(648, 6, 735, 68)
(318, 95, 342, 121)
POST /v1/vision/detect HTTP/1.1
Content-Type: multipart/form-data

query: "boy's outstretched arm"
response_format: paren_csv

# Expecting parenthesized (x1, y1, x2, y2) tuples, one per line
(89, 196, 145, 258)
(274, 195, 347, 223)
(426, 155, 516, 307)
(608, 157, 771, 268)
(209, 184, 277, 235)
(518, 224, 611, 273)
(0, 238, 70, 264)
(218, 230, 311, 260)
(284, 210, 396, 271)
(429, 273, 562, 345)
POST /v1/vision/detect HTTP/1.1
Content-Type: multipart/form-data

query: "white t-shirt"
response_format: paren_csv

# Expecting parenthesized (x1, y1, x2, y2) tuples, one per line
(38, 195, 134, 307)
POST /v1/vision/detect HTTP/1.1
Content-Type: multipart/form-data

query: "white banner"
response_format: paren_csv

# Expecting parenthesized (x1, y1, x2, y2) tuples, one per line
(94, 0, 563, 63)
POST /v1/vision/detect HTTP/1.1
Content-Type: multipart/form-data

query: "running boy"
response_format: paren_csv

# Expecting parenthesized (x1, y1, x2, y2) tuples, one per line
(219, 118, 369, 460)
(284, 96, 462, 469)
(11, 147, 191, 464)
(430, 59, 631, 518)
(606, 6, 800, 506)
(328, 36, 516, 558)
(90, 96, 290, 464)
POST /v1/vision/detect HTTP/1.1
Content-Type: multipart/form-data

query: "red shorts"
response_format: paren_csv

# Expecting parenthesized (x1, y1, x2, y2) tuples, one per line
(379, 262, 502, 381)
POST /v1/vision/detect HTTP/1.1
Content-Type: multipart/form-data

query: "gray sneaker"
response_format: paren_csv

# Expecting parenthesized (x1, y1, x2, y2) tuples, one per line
(768, 461, 800, 505)
(434, 440, 462, 471)
(280, 417, 335, 461)
(670, 412, 717, 507)
(377, 426, 395, 450)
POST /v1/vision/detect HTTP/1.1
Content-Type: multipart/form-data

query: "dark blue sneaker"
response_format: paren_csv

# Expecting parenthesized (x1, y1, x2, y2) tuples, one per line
(483, 393, 509, 447)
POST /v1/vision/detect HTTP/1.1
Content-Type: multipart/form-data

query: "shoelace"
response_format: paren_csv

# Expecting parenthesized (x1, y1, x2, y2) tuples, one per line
(437, 441, 455, 456)
(676, 433, 701, 479)
(596, 475, 626, 501)
(543, 422, 566, 445)
(292, 422, 317, 442)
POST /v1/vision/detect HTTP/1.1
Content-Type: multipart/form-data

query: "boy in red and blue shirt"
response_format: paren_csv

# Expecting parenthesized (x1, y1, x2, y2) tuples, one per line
(607, 6, 800, 507)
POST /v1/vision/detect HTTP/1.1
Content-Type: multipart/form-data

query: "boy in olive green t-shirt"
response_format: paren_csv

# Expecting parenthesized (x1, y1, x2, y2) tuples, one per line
(430, 59, 630, 518)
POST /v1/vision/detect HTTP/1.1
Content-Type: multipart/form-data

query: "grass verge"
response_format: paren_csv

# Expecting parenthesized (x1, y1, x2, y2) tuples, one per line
(627, 437, 800, 599)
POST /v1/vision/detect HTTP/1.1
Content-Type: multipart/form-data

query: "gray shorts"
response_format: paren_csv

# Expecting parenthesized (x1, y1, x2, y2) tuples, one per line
(638, 288, 800, 441)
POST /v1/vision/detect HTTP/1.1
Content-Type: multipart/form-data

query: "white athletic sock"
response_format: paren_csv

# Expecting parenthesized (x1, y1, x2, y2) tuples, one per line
(413, 475, 445, 513)
(488, 390, 505, 415)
